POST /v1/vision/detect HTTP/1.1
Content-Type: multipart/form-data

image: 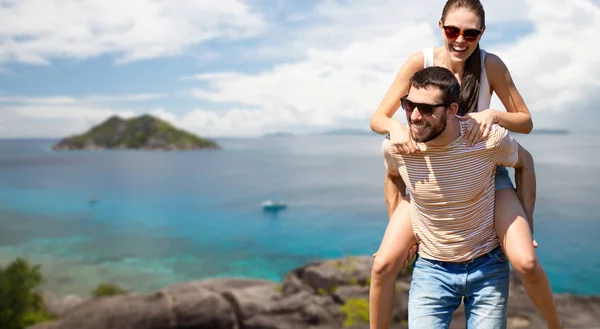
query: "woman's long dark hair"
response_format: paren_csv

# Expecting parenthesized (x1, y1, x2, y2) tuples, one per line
(441, 0, 486, 115)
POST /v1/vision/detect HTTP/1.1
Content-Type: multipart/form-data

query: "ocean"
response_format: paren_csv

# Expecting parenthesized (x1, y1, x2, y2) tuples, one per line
(0, 133, 599, 297)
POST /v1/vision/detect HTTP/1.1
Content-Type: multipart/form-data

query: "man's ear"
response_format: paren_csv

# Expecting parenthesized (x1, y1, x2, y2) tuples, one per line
(448, 102, 459, 117)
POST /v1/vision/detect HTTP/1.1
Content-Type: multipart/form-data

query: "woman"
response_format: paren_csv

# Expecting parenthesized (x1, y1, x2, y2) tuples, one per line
(368, 0, 562, 328)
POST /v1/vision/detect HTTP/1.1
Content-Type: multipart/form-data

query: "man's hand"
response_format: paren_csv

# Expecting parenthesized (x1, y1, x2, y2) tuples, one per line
(403, 244, 418, 268)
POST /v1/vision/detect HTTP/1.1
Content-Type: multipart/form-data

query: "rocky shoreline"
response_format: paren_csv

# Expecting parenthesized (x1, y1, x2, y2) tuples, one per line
(29, 256, 600, 329)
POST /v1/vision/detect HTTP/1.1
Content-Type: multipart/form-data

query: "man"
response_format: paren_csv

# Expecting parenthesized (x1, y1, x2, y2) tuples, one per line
(378, 66, 536, 328)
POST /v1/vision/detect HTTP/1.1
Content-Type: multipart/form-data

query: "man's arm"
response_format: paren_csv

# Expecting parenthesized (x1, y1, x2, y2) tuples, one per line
(384, 169, 409, 220)
(513, 143, 536, 233)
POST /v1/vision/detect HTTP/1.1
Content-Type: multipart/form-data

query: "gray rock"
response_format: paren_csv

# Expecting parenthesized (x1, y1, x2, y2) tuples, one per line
(42, 292, 86, 316)
(332, 285, 369, 303)
(26, 256, 600, 329)
(162, 283, 237, 329)
(54, 292, 172, 329)
(283, 256, 381, 296)
(24, 324, 57, 329)
(230, 284, 341, 329)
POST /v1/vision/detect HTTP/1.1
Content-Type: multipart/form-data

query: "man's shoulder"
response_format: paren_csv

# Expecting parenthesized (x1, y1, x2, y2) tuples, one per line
(381, 135, 396, 157)
(381, 136, 408, 164)
(456, 120, 510, 152)
(488, 124, 509, 142)
(381, 135, 400, 153)
(381, 135, 392, 150)
(458, 118, 471, 134)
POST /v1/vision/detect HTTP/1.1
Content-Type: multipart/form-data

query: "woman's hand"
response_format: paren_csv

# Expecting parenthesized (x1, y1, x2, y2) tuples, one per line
(457, 109, 499, 146)
(389, 120, 419, 154)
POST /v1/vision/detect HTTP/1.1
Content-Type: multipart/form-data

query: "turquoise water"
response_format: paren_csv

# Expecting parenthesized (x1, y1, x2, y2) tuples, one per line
(0, 134, 599, 296)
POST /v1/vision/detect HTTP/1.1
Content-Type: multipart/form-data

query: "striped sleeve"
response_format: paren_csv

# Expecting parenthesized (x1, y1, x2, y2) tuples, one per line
(381, 137, 401, 175)
(490, 124, 519, 167)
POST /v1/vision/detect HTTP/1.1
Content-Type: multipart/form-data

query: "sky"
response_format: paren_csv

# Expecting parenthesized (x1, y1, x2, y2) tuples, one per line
(0, 0, 599, 138)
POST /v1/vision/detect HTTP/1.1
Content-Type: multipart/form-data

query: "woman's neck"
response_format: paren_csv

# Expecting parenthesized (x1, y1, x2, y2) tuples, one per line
(448, 60, 465, 76)
(440, 48, 466, 77)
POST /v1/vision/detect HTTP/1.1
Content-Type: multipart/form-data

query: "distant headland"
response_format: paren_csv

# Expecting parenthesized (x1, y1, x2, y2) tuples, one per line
(261, 129, 376, 137)
(263, 131, 294, 137)
(530, 128, 569, 135)
(52, 114, 220, 151)
(321, 128, 375, 136)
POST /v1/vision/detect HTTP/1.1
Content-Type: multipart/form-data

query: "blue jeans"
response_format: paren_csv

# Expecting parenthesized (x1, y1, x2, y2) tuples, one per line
(408, 247, 510, 329)
(495, 165, 514, 190)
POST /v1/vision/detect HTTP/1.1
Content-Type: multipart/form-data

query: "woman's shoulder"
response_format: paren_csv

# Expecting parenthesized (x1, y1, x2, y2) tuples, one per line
(432, 46, 445, 57)
(399, 50, 427, 73)
(482, 51, 509, 73)
(405, 50, 426, 66)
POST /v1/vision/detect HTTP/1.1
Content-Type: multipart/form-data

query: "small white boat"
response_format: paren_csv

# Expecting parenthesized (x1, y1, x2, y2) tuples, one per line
(261, 200, 287, 211)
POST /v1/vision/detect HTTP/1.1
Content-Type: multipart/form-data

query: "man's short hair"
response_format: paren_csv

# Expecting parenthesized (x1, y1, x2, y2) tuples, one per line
(408, 66, 460, 104)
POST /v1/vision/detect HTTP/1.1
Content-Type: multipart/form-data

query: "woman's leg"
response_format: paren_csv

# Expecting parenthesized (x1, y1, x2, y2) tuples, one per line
(370, 200, 417, 329)
(495, 187, 562, 329)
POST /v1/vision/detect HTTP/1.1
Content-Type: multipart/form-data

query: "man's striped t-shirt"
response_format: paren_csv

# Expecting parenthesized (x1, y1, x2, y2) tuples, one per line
(382, 120, 519, 262)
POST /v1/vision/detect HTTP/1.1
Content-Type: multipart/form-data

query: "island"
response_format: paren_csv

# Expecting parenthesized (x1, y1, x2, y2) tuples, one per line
(52, 114, 220, 151)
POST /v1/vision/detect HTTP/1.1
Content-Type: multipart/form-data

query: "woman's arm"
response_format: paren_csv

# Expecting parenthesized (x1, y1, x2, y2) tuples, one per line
(486, 53, 534, 134)
(369, 52, 425, 154)
(513, 143, 536, 232)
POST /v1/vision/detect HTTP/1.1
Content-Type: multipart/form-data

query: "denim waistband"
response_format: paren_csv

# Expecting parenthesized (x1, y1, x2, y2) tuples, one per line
(417, 246, 503, 268)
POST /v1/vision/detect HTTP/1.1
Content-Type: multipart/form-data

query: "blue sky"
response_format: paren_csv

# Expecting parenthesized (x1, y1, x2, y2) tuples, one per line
(1, 0, 599, 138)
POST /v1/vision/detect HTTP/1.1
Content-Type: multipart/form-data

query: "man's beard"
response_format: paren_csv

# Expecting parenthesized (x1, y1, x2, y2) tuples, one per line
(409, 111, 447, 143)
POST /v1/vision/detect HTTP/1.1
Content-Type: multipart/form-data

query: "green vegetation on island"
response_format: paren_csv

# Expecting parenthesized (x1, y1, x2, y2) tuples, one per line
(52, 114, 220, 151)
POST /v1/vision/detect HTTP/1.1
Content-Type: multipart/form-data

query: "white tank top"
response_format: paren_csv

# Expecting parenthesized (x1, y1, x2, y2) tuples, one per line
(422, 47, 492, 112)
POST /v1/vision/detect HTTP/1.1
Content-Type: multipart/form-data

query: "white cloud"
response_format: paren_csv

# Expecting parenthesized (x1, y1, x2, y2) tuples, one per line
(188, 22, 441, 134)
(487, 0, 600, 129)
(2, 0, 600, 137)
(0, 0, 265, 64)
(0, 94, 165, 137)
(0, 105, 138, 138)
(186, 0, 600, 135)
(0, 93, 166, 105)
(181, 72, 241, 82)
(0, 96, 76, 105)
(249, 0, 529, 62)
(84, 93, 168, 103)
(150, 107, 299, 137)
(0, 92, 275, 138)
